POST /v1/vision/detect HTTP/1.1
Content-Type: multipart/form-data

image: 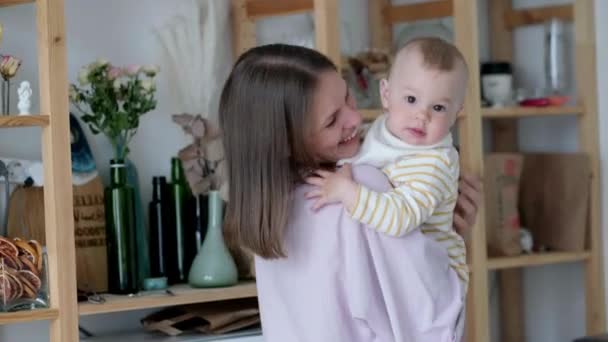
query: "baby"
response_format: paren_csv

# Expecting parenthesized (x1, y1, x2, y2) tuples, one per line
(307, 37, 469, 290)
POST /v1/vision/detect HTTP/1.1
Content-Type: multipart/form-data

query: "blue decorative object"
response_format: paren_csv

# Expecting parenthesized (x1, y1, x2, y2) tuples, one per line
(69, 113, 96, 173)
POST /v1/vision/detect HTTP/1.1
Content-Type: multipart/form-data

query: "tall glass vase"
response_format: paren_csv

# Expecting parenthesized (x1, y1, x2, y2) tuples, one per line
(105, 159, 138, 294)
(188, 190, 238, 288)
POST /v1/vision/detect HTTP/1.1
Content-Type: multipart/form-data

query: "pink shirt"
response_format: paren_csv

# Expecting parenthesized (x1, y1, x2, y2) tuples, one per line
(255, 165, 465, 342)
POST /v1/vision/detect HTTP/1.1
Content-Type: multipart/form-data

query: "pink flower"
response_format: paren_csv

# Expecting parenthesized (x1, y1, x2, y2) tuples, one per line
(125, 64, 141, 76)
(108, 66, 123, 80)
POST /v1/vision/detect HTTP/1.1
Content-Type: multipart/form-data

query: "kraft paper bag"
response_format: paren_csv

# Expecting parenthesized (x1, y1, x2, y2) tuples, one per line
(519, 153, 590, 252)
(484, 154, 524, 256)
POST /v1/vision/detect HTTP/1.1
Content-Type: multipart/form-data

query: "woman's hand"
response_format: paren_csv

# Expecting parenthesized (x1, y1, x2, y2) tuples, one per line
(453, 173, 483, 235)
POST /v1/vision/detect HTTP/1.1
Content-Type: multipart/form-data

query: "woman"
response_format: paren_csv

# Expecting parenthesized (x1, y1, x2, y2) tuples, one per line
(220, 44, 481, 341)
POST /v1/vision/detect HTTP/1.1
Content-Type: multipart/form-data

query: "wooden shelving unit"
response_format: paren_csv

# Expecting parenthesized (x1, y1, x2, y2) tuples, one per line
(2, 1, 602, 341)
(79, 281, 257, 316)
(1, 1, 261, 341)
(367, 1, 604, 342)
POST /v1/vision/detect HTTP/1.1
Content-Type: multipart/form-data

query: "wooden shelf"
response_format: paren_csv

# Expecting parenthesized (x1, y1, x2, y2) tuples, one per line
(0, 0, 34, 7)
(80, 328, 262, 342)
(79, 281, 257, 316)
(482, 105, 583, 118)
(487, 251, 591, 270)
(0, 115, 49, 128)
(246, 0, 313, 18)
(0, 308, 58, 325)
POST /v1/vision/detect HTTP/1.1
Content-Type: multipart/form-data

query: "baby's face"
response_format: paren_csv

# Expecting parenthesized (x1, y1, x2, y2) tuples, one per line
(380, 50, 467, 146)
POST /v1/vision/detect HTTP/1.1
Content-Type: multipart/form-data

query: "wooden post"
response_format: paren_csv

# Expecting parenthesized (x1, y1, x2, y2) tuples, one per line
(574, 0, 607, 334)
(368, 0, 392, 51)
(231, 0, 257, 58)
(36, 0, 79, 341)
(489, 1, 526, 341)
(313, 0, 341, 68)
(453, 0, 488, 341)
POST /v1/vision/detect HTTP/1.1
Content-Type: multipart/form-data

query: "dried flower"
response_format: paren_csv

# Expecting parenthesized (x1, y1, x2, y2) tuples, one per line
(0, 55, 21, 80)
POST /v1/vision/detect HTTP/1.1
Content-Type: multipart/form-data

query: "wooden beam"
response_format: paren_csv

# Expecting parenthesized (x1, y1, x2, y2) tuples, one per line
(574, 0, 606, 335)
(488, 2, 525, 342)
(232, 0, 257, 58)
(314, 0, 340, 69)
(0, 0, 33, 7)
(368, 0, 392, 51)
(36, 0, 79, 341)
(453, 0, 487, 340)
(505, 4, 573, 30)
(386, 0, 453, 24)
(246, 0, 313, 19)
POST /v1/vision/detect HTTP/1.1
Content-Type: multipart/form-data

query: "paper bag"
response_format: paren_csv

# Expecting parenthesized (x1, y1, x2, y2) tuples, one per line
(519, 153, 590, 251)
(484, 153, 524, 256)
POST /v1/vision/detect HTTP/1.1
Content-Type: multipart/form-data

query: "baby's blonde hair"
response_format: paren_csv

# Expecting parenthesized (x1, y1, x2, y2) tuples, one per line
(392, 37, 469, 77)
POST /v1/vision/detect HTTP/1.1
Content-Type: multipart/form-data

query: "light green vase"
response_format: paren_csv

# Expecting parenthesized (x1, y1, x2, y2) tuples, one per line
(188, 191, 238, 288)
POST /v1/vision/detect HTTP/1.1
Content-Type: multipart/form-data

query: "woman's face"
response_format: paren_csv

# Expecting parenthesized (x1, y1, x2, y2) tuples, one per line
(307, 70, 362, 163)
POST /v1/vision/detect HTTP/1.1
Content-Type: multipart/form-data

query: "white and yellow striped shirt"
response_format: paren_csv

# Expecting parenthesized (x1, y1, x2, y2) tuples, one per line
(342, 115, 468, 291)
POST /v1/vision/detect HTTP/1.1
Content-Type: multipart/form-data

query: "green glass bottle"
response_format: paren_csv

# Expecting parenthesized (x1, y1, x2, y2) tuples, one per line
(105, 159, 138, 294)
(188, 190, 238, 288)
(166, 158, 197, 284)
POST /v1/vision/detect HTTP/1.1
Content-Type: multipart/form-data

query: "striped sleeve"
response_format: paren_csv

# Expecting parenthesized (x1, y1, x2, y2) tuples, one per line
(349, 152, 457, 237)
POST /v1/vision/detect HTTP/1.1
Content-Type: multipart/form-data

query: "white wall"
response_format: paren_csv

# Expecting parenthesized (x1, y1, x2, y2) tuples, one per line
(0, 0, 606, 341)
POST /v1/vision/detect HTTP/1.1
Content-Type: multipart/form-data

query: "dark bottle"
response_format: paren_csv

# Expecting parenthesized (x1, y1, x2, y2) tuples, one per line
(105, 159, 138, 294)
(166, 158, 196, 284)
(149, 176, 169, 278)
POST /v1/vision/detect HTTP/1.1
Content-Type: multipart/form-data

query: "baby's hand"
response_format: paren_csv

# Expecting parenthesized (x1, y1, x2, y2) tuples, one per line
(305, 163, 358, 211)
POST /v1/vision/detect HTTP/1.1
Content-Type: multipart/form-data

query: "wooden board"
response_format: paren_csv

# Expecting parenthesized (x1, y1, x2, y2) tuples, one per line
(505, 4, 573, 30)
(313, 0, 340, 68)
(488, 2, 524, 342)
(231, 0, 256, 58)
(574, 0, 606, 334)
(368, 0, 392, 51)
(245, 0, 313, 18)
(79, 281, 257, 316)
(0, 115, 49, 128)
(453, 1, 488, 341)
(7, 177, 108, 293)
(0, 309, 59, 325)
(37, 0, 79, 339)
(488, 251, 591, 270)
(386, 1, 453, 23)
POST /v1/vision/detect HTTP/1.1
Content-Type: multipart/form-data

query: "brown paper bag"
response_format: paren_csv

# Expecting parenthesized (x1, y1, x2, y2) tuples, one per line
(484, 153, 524, 256)
(7, 176, 108, 292)
(519, 153, 590, 251)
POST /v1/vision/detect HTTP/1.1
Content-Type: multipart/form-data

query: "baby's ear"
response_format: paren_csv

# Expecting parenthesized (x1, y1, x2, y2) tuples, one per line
(379, 78, 390, 110)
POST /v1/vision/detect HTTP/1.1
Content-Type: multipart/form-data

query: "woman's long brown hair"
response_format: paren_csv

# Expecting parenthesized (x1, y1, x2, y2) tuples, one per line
(220, 44, 336, 259)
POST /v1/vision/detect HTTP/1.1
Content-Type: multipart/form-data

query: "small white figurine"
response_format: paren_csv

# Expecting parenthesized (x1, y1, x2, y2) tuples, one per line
(17, 81, 32, 115)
